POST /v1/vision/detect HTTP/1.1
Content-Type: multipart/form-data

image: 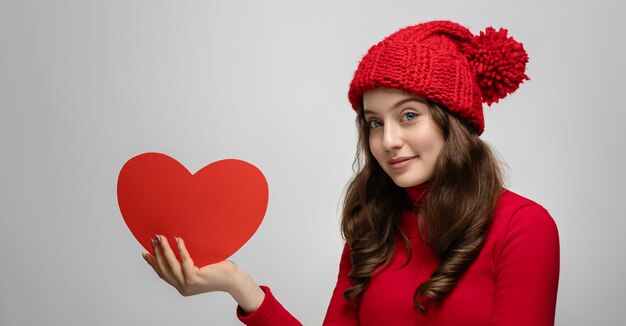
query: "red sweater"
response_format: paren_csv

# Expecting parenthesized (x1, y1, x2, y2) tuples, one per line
(237, 187, 560, 325)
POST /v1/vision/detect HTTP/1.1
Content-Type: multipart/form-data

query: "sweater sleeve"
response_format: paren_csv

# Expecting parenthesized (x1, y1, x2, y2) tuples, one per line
(488, 204, 560, 326)
(236, 285, 302, 326)
(322, 243, 359, 325)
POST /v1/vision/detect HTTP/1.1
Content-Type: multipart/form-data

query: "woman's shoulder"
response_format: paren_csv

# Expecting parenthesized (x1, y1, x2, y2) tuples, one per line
(495, 188, 551, 219)
(490, 188, 558, 239)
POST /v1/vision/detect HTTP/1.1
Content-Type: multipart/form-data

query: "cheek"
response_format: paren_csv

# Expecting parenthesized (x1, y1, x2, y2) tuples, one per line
(368, 137, 384, 164)
(428, 136, 445, 162)
(419, 126, 445, 157)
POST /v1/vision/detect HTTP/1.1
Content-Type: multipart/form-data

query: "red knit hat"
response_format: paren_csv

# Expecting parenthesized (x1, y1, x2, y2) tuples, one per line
(348, 20, 529, 134)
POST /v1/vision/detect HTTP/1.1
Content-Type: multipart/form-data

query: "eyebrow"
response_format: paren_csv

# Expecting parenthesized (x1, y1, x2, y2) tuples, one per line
(363, 97, 428, 115)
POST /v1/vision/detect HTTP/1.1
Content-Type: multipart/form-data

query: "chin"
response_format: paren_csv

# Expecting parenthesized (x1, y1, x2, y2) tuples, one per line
(391, 176, 428, 188)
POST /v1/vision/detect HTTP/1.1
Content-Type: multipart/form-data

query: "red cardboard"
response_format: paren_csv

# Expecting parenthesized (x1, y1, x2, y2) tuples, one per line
(117, 152, 268, 266)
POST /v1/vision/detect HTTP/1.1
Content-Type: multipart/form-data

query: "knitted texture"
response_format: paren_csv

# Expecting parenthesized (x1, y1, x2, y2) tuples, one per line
(348, 20, 529, 134)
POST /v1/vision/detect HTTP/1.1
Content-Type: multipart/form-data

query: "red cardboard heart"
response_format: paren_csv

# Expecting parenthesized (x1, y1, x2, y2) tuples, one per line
(117, 152, 268, 266)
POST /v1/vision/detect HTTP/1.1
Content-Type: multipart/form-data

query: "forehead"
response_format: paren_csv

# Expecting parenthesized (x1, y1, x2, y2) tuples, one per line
(362, 88, 428, 114)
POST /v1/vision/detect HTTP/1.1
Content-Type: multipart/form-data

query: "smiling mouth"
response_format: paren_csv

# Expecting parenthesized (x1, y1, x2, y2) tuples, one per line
(388, 156, 416, 170)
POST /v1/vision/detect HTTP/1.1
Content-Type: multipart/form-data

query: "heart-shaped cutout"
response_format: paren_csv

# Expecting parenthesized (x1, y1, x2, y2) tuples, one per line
(117, 152, 268, 266)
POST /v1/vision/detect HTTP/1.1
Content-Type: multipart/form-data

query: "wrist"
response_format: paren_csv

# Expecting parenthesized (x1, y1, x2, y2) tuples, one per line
(228, 266, 265, 314)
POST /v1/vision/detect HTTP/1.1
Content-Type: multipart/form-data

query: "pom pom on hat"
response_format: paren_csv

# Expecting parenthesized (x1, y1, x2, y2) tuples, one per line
(348, 20, 530, 134)
(462, 27, 529, 106)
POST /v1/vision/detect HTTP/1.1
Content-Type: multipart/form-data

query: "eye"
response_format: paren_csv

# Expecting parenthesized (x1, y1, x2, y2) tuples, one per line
(403, 112, 418, 121)
(368, 119, 383, 128)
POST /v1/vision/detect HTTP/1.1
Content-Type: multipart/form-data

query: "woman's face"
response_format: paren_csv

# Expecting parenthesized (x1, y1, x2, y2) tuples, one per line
(363, 88, 445, 188)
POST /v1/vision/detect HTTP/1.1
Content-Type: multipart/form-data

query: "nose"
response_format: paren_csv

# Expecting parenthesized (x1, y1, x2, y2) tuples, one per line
(382, 122, 403, 151)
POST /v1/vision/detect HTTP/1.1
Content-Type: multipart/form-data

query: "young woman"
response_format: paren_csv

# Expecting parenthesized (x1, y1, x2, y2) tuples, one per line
(142, 20, 560, 325)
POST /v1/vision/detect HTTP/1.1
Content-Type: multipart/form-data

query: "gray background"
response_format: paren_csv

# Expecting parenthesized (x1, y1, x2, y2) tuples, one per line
(1, 0, 624, 325)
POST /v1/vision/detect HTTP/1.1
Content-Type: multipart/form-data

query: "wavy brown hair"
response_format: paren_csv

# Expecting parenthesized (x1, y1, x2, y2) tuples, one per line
(340, 100, 503, 313)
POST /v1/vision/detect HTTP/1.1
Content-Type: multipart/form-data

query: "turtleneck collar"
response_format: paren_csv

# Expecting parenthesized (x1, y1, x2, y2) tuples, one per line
(400, 182, 430, 239)
(405, 182, 430, 205)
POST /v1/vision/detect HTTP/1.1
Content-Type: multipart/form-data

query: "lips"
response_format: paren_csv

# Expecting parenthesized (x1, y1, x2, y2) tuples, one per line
(388, 156, 416, 170)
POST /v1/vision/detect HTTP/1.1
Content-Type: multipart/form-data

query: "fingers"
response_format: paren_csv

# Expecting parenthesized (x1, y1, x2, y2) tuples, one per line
(157, 235, 184, 284)
(176, 237, 196, 280)
(152, 235, 181, 288)
(159, 236, 185, 284)
(143, 238, 238, 297)
(142, 235, 208, 297)
(142, 246, 167, 282)
(142, 252, 160, 276)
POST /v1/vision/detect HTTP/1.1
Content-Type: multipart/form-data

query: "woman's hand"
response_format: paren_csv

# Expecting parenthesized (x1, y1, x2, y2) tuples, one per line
(142, 234, 265, 314)
(142, 235, 236, 295)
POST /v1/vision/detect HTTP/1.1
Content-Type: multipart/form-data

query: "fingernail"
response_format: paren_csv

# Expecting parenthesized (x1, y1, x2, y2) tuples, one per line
(141, 253, 148, 262)
(175, 236, 179, 244)
(155, 234, 161, 244)
(151, 238, 156, 249)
